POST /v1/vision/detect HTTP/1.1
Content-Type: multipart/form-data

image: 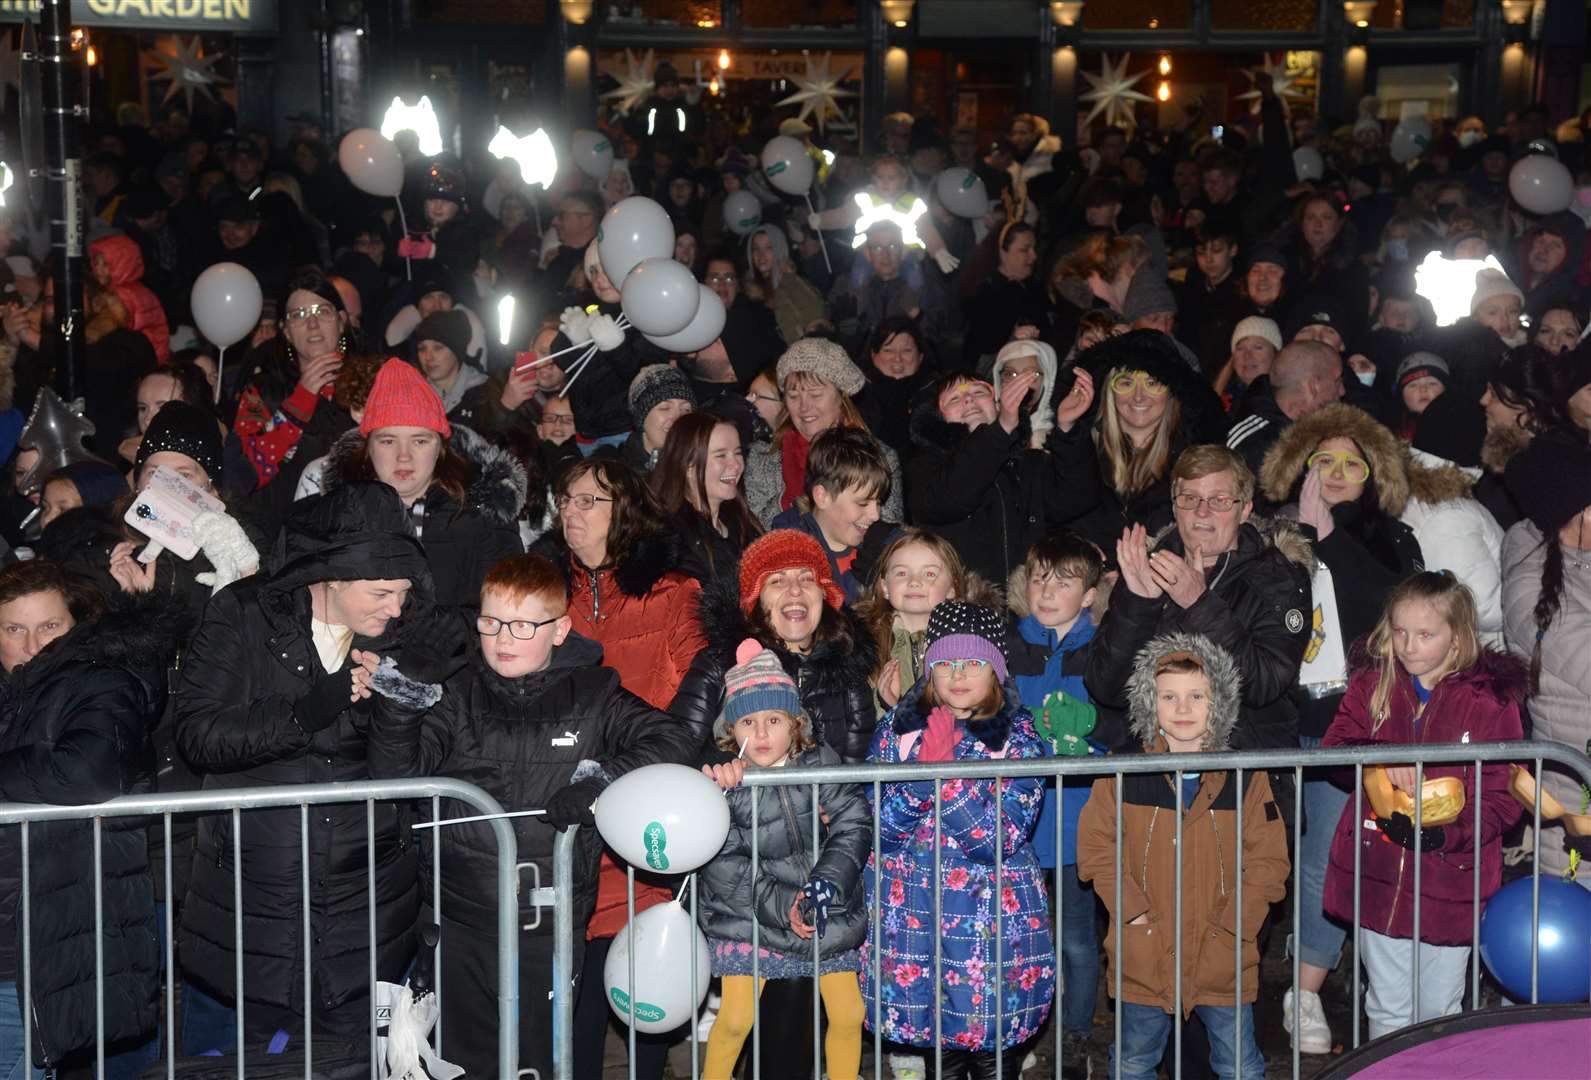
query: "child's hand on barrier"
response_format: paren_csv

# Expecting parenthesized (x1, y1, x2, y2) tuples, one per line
(701, 760, 746, 791)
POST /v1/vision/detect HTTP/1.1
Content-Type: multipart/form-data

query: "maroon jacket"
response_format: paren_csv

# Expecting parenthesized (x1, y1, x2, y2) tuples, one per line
(1321, 650, 1526, 946)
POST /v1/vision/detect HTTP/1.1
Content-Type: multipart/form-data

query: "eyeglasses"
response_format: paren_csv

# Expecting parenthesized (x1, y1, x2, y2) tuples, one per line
(555, 493, 613, 512)
(476, 615, 559, 640)
(867, 242, 903, 256)
(541, 413, 576, 428)
(929, 658, 990, 677)
(706, 272, 737, 284)
(1307, 450, 1371, 483)
(285, 303, 335, 325)
(1110, 371, 1169, 397)
(746, 392, 781, 405)
(1173, 492, 1240, 513)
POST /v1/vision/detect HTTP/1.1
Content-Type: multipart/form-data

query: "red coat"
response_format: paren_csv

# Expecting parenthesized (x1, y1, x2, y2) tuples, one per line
(1321, 650, 1526, 945)
(89, 235, 169, 361)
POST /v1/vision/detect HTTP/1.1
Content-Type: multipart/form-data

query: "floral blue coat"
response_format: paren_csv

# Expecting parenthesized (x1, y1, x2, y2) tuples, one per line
(861, 679, 1056, 1052)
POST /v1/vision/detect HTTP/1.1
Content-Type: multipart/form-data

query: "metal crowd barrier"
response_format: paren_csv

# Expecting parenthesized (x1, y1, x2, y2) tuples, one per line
(555, 739, 1591, 1080)
(0, 777, 520, 1080)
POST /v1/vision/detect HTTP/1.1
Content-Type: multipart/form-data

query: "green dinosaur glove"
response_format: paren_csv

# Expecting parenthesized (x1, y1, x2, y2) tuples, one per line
(1034, 691, 1096, 756)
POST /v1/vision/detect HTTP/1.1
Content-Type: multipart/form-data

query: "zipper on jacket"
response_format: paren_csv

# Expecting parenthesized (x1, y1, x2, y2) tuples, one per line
(587, 568, 601, 623)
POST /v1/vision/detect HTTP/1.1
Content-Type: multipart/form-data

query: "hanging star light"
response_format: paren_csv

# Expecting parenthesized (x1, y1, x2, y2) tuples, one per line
(599, 48, 655, 117)
(1079, 53, 1153, 130)
(775, 52, 856, 134)
(144, 36, 226, 111)
(1235, 52, 1311, 117)
(381, 95, 443, 157)
(487, 125, 557, 189)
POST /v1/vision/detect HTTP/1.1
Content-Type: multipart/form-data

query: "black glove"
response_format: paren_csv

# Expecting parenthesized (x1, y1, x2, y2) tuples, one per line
(1563, 834, 1591, 859)
(1380, 812, 1445, 852)
(543, 778, 606, 831)
(295, 669, 352, 733)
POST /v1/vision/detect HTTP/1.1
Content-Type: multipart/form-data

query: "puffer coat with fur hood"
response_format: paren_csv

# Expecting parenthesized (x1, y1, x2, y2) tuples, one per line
(321, 424, 526, 608)
(1077, 632, 1290, 1016)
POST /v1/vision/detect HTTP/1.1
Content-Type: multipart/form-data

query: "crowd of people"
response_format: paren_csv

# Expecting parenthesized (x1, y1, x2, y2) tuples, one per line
(0, 63, 1587, 1080)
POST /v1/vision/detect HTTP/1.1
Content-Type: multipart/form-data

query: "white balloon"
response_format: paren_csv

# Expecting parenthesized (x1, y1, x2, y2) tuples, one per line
(760, 136, 815, 196)
(190, 262, 263, 349)
(620, 258, 702, 337)
(1292, 146, 1325, 182)
(934, 166, 989, 219)
(1388, 116, 1432, 165)
(1510, 155, 1575, 215)
(593, 763, 730, 876)
(338, 128, 404, 198)
(572, 129, 616, 182)
(604, 901, 711, 1034)
(722, 190, 763, 237)
(645, 285, 725, 355)
(598, 196, 675, 287)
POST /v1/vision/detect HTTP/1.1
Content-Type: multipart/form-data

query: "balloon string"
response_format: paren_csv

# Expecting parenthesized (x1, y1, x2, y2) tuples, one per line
(804, 193, 833, 276)
(213, 342, 225, 405)
(395, 196, 413, 281)
(557, 343, 601, 398)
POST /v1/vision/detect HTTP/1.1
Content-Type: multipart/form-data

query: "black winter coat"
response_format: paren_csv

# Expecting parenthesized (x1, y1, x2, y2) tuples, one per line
(1085, 518, 1313, 752)
(367, 633, 703, 931)
(0, 597, 178, 1067)
(547, 302, 662, 439)
(671, 574, 878, 764)
(905, 402, 1099, 586)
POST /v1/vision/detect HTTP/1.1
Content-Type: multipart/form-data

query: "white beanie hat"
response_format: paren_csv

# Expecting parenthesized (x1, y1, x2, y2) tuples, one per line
(1230, 316, 1283, 352)
(1470, 267, 1524, 313)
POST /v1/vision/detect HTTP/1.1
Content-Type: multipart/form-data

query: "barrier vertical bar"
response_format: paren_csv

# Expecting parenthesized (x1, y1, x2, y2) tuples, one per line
(1471, 760, 1482, 1009)
(367, 800, 377, 1080)
(302, 805, 313, 1079)
(554, 828, 576, 1080)
(94, 818, 105, 1080)
(234, 807, 244, 1080)
(932, 778, 942, 1079)
(1173, 770, 1183, 1080)
(689, 872, 699, 1080)
(1054, 770, 1063, 1076)
(871, 779, 881, 1080)
(994, 772, 1003, 1080)
(1291, 767, 1301, 1080)
(1113, 771, 1122, 1079)
(1412, 762, 1423, 1025)
(165, 813, 176, 1080)
(1233, 767, 1243, 1080)
(21, 822, 31, 1076)
(811, 782, 821, 1080)
(627, 865, 637, 1080)
(430, 794, 442, 1058)
(1352, 764, 1362, 1049)
(750, 787, 760, 1080)
(1531, 756, 1542, 1003)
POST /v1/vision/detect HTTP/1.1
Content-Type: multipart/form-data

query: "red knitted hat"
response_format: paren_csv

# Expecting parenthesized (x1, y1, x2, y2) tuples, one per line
(737, 529, 846, 614)
(359, 357, 452, 438)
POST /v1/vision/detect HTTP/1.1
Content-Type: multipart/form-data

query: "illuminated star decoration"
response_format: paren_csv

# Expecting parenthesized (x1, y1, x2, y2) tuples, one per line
(0, 162, 12, 208)
(381, 95, 442, 157)
(488, 125, 557, 189)
(775, 52, 856, 135)
(1079, 53, 1153, 130)
(851, 192, 927, 250)
(144, 36, 226, 111)
(599, 48, 655, 117)
(1236, 52, 1311, 117)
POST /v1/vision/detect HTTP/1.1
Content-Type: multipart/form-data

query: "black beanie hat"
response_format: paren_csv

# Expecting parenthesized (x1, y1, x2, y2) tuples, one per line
(413, 309, 475, 367)
(135, 400, 223, 484)
(1505, 430, 1591, 536)
(923, 601, 1010, 683)
(1412, 391, 1486, 469)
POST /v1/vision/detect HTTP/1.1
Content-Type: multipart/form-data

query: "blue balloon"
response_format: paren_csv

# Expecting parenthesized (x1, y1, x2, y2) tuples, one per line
(1479, 877, 1591, 1003)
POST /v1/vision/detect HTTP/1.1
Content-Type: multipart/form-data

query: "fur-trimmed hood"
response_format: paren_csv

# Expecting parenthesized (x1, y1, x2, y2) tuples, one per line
(593, 528, 686, 600)
(1006, 560, 1108, 623)
(9, 590, 189, 696)
(1406, 458, 1476, 505)
(986, 340, 1059, 450)
(907, 383, 1028, 455)
(322, 423, 527, 526)
(1149, 515, 1313, 575)
(1125, 632, 1243, 751)
(1259, 403, 1409, 515)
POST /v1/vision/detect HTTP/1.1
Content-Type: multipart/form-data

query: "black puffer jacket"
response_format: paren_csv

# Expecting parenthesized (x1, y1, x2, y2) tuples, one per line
(696, 744, 871, 963)
(0, 594, 180, 1067)
(1085, 517, 1313, 752)
(321, 424, 526, 608)
(671, 573, 878, 763)
(547, 302, 663, 439)
(905, 396, 1099, 586)
(367, 632, 702, 931)
(175, 484, 441, 1021)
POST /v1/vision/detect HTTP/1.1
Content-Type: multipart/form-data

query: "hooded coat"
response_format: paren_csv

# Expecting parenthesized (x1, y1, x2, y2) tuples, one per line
(321, 425, 526, 609)
(1076, 633, 1290, 1016)
(90, 234, 170, 362)
(905, 392, 1100, 587)
(175, 484, 440, 1022)
(744, 226, 826, 347)
(0, 595, 180, 1068)
(862, 674, 1055, 1052)
(1322, 648, 1526, 944)
(1402, 453, 1506, 647)
(1085, 517, 1313, 753)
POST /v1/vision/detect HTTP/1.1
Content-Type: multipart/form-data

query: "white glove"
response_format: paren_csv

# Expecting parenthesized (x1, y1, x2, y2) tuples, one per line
(380, 982, 463, 1080)
(932, 248, 961, 274)
(191, 510, 261, 595)
(807, 211, 824, 231)
(559, 305, 593, 345)
(589, 314, 626, 352)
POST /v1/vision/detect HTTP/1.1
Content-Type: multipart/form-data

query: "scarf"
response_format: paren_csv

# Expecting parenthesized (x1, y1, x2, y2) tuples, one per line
(779, 430, 812, 512)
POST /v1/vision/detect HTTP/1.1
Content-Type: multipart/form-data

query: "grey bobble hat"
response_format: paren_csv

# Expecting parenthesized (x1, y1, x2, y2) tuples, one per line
(627, 364, 696, 429)
(1122, 270, 1177, 323)
(775, 337, 867, 396)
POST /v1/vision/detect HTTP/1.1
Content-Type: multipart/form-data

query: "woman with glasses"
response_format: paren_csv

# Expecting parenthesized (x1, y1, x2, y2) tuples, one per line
(317, 358, 524, 608)
(229, 269, 356, 507)
(1072, 330, 1227, 553)
(1257, 403, 1424, 1055)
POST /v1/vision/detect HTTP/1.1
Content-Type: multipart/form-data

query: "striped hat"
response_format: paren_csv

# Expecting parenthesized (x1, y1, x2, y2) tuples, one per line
(718, 639, 801, 733)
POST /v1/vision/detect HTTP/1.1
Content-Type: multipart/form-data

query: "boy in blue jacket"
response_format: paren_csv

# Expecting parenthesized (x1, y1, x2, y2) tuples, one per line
(1008, 531, 1105, 1074)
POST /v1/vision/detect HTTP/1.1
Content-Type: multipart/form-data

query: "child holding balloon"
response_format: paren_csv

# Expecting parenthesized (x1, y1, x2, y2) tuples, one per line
(697, 639, 872, 1080)
(863, 600, 1055, 1077)
(1320, 571, 1525, 1039)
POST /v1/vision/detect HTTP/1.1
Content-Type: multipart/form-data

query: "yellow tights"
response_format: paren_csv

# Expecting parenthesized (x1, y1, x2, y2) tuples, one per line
(701, 972, 864, 1080)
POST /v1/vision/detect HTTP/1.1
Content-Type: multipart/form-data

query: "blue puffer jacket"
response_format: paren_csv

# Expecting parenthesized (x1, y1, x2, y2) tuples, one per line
(861, 677, 1056, 1052)
(1013, 611, 1101, 868)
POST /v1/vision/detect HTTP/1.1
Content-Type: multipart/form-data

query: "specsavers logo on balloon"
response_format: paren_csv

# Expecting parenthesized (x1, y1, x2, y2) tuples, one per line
(643, 821, 668, 870)
(608, 987, 666, 1025)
